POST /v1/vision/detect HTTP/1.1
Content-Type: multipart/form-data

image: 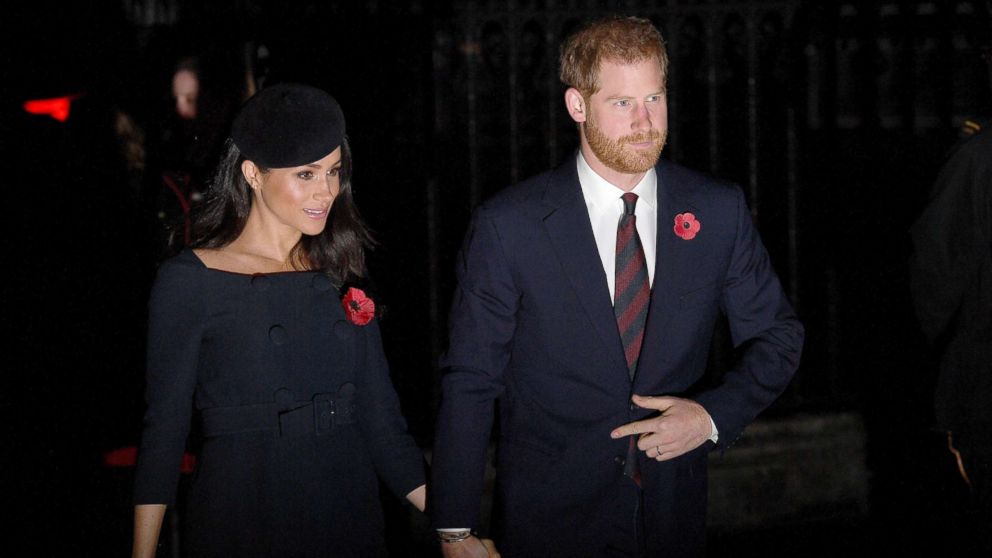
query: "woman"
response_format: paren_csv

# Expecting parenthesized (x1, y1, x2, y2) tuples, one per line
(132, 83, 426, 557)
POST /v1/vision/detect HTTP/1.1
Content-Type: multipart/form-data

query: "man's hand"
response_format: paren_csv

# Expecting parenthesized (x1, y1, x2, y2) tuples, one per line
(610, 394, 713, 461)
(440, 536, 500, 558)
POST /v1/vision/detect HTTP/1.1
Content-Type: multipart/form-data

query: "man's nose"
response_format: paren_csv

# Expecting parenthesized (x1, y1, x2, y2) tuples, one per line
(632, 102, 651, 130)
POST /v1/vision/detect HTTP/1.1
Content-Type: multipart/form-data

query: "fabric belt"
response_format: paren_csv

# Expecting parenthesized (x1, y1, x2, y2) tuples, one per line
(201, 390, 357, 437)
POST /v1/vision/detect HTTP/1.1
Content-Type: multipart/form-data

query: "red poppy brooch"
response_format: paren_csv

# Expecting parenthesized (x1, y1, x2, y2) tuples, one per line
(342, 287, 376, 326)
(674, 212, 701, 240)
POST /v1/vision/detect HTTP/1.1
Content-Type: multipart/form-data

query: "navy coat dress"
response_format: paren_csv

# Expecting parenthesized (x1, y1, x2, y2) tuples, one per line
(134, 249, 424, 557)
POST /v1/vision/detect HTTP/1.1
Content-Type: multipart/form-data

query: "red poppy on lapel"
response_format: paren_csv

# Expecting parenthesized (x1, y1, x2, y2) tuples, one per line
(342, 287, 376, 325)
(674, 213, 701, 240)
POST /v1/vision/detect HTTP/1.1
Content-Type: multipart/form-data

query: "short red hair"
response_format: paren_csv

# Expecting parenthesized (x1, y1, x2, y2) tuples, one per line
(559, 16, 669, 97)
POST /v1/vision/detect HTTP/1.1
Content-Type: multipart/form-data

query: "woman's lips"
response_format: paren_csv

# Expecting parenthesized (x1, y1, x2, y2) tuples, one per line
(303, 208, 328, 219)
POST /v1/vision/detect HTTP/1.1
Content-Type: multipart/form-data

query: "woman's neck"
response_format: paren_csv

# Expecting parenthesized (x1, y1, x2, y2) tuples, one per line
(233, 209, 306, 269)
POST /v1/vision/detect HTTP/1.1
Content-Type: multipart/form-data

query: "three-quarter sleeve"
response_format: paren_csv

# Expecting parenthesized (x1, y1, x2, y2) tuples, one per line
(133, 258, 206, 505)
(355, 318, 426, 500)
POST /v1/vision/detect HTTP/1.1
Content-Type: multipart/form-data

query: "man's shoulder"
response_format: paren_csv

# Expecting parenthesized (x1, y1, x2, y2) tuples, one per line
(956, 121, 992, 155)
(476, 158, 745, 217)
(659, 159, 743, 204)
(930, 122, 992, 196)
(939, 117, 992, 163)
(957, 117, 991, 142)
(477, 167, 563, 216)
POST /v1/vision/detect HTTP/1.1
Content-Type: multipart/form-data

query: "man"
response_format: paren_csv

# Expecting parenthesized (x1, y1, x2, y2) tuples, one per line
(431, 16, 803, 558)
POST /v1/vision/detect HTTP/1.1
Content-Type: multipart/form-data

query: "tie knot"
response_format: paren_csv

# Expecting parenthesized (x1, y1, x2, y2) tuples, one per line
(621, 192, 638, 216)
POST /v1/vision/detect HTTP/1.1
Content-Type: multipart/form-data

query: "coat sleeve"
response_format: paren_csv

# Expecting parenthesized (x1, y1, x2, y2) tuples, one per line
(430, 205, 519, 530)
(694, 186, 804, 450)
(355, 317, 427, 500)
(133, 258, 206, 505)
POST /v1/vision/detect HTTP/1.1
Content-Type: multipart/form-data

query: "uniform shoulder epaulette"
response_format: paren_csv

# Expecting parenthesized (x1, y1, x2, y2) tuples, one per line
(961, 119, 983, 137)
(960, 116, 992, 138)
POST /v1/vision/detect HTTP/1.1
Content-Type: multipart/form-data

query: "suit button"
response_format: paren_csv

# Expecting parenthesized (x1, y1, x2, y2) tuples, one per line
(630, 402, 636, 411)
(614, 456, 625, 466)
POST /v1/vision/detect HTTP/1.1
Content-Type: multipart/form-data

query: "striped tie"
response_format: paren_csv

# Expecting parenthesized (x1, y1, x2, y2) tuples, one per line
(615, 192, 650, 487)
(614, 192, 650, 380)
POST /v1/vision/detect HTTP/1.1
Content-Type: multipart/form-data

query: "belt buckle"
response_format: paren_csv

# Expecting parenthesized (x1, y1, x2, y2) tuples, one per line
(313, 393, 334, 435)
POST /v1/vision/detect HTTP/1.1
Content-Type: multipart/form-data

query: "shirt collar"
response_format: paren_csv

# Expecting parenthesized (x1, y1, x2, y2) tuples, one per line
(577, 151, 657, 211)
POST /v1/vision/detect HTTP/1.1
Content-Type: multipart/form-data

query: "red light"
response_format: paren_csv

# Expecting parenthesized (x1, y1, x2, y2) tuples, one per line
(180, 452, 197, 474)
(102, 446, 138, 467)
(23, 94, 82, 122)
(102, 446, 197, 474)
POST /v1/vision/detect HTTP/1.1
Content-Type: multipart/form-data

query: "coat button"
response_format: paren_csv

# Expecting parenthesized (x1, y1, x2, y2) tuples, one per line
(269, 324, 287, 345)
(311, 274, 333, 291)
(274, 388, 294, 407)
(614, 456, 625, 466)
(337, 382, 356, 398)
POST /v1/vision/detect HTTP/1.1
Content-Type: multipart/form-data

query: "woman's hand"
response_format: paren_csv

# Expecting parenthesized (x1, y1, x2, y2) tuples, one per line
(405, 484, 427, 512)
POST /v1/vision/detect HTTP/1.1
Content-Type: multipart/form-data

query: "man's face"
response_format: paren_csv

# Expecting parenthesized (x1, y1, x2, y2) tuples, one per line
(581, 58, 667, 175)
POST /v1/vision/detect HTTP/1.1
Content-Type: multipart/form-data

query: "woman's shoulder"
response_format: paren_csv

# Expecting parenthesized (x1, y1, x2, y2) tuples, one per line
(187, 247, 228, 271)
(157, 248, 207, 273)
(151, 248, 208, 293)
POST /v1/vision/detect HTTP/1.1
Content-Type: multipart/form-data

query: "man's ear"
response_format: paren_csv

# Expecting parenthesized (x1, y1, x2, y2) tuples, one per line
(565, 88, 587, 123)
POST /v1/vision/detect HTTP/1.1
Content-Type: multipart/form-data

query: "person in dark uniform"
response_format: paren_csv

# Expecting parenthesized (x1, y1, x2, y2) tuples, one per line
(131, 83, 427, 557)
(909, 46, 992, 552)
(142, 50, 253, 261)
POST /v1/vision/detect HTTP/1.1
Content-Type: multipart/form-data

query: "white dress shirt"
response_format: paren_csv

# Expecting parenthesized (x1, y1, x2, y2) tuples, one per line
(576, 152, 719, 444)
(576, 151, 657, 303)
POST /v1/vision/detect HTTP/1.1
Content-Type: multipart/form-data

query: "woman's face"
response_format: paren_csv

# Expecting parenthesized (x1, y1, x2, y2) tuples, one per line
(244, 147, 343, 237)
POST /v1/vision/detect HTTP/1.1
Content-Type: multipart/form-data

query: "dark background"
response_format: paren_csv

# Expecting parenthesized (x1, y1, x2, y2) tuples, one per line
(1, 0, 989, 556)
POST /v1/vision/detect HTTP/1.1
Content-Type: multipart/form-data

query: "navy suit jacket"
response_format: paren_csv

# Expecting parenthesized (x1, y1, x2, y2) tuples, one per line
(431, 156, 804, 557)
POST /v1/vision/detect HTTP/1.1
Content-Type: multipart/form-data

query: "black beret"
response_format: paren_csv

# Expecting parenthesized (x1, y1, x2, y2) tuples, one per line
(231, 83, 345, 168)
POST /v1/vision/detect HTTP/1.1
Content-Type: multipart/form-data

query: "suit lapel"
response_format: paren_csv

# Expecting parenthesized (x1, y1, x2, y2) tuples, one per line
(637, 161, 701, 382)
(541, 160, 626, 365)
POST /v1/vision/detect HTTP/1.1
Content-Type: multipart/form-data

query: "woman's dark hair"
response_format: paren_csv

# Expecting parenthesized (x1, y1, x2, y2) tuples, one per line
(186, 136, 374, 282)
